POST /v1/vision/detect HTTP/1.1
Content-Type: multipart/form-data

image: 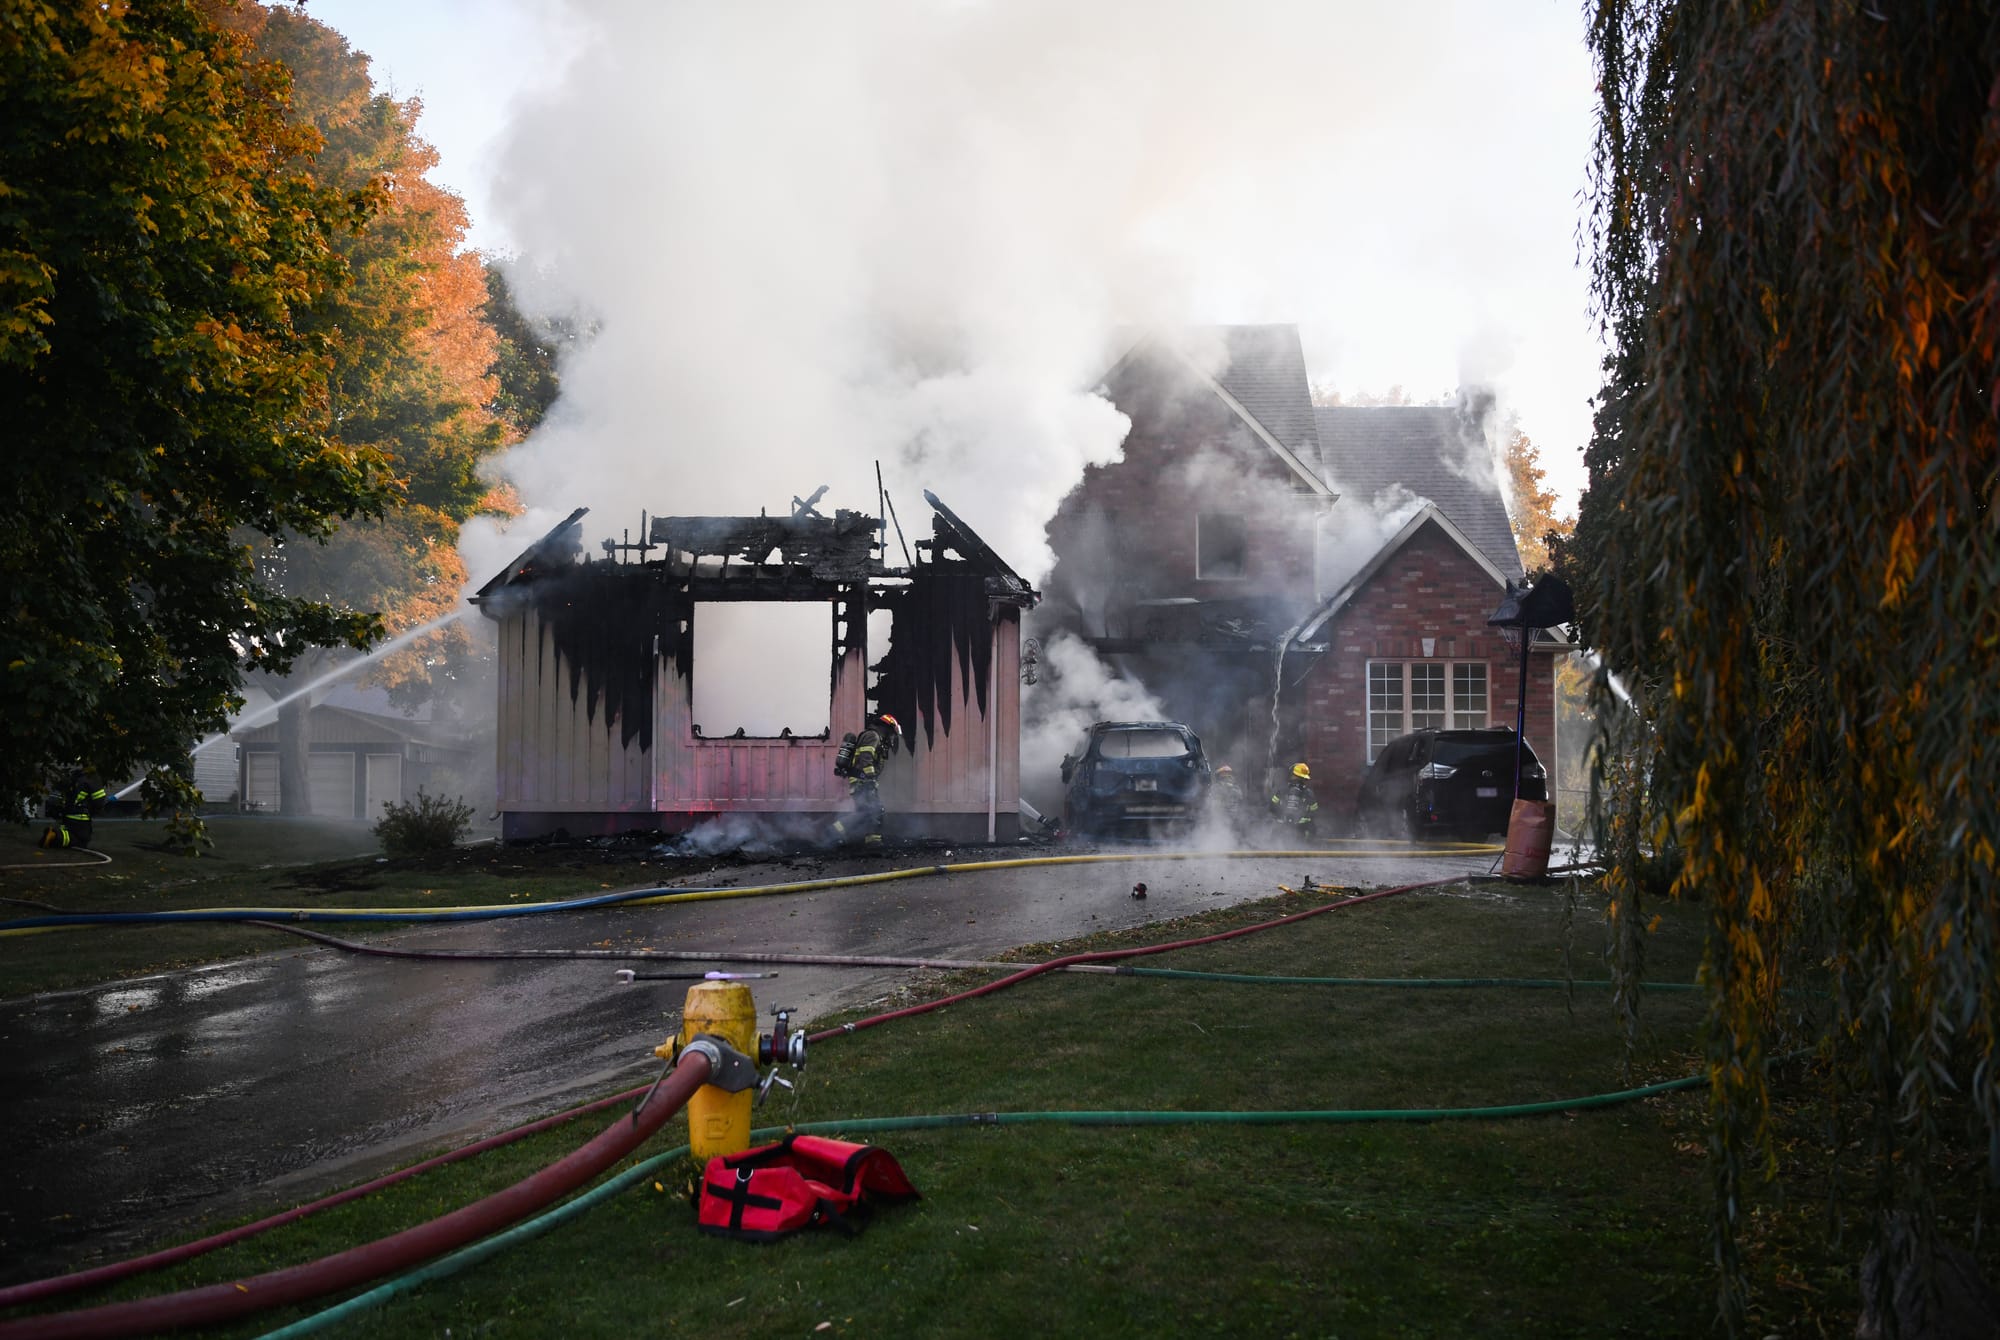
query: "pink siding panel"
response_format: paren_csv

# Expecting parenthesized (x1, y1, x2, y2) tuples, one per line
(494, 609, 651, 814)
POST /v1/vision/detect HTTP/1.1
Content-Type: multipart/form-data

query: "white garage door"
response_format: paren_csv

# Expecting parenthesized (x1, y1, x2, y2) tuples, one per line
(246, 754, 279, 811)
(308, 753, 356, 818)
(364, 754, 402, 820)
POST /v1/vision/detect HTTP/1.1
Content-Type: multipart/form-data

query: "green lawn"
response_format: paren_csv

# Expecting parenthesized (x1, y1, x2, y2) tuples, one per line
(11, 878, 1792, 1338)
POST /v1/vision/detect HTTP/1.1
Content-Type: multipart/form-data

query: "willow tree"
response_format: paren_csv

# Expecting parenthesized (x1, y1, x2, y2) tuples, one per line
(1568, 0, 2000, 1324)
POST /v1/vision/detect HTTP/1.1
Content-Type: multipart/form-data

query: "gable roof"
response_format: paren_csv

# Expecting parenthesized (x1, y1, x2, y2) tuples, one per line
(1314, 405, 1524, 581)
(1296, 503, 1511, 644)
(1101, 325, 1333, 497)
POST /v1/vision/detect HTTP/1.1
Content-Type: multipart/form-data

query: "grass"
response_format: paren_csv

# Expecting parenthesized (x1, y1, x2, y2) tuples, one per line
(9, 877, 1756, 1338)
(13, 857, 1991, 1336)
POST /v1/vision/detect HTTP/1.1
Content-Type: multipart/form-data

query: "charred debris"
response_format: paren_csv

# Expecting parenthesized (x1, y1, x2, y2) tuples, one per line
(469, 488, 1038, 752)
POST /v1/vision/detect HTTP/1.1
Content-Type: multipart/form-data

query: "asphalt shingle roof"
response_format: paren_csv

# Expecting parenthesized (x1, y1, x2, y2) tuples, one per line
(1202, 324, 1323, 466)
(1313, 405, 1525, 581)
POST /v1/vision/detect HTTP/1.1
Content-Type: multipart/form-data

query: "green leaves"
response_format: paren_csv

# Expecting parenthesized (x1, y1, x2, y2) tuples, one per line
(0, 1, 393, 809)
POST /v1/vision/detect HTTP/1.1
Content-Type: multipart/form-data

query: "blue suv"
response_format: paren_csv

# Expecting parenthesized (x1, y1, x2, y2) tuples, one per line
(1059, 721, 1211, 838)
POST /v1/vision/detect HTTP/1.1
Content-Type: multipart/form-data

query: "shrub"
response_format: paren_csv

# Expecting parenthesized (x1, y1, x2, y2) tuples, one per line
(374, 789, 474, 856)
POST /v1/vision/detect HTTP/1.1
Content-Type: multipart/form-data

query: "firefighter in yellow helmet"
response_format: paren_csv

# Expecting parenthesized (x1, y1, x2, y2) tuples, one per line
(1210, 763, 1244, 821)
(1270, 761, 1319, 838)
(831, 713, 902, 846)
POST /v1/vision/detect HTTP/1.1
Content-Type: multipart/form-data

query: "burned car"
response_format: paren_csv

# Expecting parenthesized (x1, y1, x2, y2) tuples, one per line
(1355, 728, 1546, 840)
(1060, 721, 1211, 837)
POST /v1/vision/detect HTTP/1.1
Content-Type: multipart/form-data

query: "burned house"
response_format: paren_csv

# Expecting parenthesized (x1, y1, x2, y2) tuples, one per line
(471, 491, 1038, 842)
(1041, 325, 1565, 826)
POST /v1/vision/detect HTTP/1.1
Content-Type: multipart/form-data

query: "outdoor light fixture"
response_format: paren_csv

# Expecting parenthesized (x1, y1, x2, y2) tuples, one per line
(1486, 575, 1575, 800)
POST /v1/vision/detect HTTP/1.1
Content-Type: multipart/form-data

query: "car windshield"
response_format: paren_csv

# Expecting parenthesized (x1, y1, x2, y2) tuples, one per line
(1096, 729, 1190, 759)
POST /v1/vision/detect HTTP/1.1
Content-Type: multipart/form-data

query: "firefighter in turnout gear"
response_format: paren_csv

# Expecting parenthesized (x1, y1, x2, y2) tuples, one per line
(1270, 762, 1319, 839)
(1210, 764, 1244, 821)
(831, 713, 902, 846)
(41, 768, 106, 850)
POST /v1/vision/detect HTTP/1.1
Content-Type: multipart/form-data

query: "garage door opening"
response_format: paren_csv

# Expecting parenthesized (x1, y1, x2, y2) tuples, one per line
(692, 602, 832, 738)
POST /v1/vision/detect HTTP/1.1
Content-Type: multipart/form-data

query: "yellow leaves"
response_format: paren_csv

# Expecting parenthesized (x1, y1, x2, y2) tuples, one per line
(1879, 515, 1917, 610)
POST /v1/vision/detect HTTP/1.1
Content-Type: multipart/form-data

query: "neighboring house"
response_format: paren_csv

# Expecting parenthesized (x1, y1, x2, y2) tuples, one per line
(234, 684, 473, 820)
(1040, 326, 1565, 827)
(469, 491, 1038, 842)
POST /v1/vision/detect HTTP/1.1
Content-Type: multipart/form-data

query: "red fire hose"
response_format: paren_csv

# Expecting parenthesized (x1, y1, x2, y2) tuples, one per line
(0, 1049, 714, 1340)
(808, 878, 1447, 1044)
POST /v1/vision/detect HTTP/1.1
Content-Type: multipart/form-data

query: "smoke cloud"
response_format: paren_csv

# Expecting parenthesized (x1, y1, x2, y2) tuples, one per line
(448, 0, 1596, 790)
(461, 0, 1591, 582)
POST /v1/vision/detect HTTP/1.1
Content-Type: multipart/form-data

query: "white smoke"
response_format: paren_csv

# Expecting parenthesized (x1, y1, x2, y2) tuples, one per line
(449, 0, 1596, 772)
(1019, 631, 1170, 820)
(461, 0, 1591, 582)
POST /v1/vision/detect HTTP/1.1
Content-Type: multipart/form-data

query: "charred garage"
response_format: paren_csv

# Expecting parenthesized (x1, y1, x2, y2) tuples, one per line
(471, 490, 1038, 842)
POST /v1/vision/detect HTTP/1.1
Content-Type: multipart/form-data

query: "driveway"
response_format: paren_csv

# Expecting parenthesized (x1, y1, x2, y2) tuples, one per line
(0, 846, 1493, 1283)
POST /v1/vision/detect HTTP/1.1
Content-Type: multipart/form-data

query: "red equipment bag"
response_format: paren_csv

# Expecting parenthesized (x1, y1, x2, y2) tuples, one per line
(697, 1134, 919, 1242)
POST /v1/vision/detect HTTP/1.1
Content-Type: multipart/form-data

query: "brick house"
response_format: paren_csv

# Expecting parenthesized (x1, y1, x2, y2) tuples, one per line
(1039, 326, 1564, 828)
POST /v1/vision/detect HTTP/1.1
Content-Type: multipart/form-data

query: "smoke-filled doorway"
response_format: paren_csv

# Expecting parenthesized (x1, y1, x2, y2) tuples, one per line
(691, 602, 833, 738)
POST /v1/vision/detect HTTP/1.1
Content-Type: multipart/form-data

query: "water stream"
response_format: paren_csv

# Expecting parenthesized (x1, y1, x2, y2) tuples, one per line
(1263, 613, 1313, 796)
(114, 608, 471, 799)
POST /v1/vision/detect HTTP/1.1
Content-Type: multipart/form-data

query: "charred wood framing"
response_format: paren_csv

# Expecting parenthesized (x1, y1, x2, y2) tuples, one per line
(872, 569, 995, 751)
(475, 491, 1035, 765)
(529, 565, 689, 752)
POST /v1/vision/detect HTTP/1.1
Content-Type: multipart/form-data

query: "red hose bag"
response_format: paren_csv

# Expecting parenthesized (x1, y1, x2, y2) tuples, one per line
(697, 1134, 918, 1242)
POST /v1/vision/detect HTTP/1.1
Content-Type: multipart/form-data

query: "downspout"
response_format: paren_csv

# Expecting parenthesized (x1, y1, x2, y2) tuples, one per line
(986, 609, 999, 844)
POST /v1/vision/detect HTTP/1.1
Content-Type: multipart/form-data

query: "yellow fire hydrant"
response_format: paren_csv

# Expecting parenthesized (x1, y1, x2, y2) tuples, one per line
(661, 979, 759, 1159)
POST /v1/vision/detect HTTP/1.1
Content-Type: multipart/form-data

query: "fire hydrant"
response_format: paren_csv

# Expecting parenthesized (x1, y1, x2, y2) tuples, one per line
(657, 980, 807, 1159)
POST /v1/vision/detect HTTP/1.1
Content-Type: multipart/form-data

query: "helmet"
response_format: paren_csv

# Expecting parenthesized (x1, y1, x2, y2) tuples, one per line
(1215, 765, 1233, 775)
(876, 713, 901, 735)
(1291, 762, 1311, 781)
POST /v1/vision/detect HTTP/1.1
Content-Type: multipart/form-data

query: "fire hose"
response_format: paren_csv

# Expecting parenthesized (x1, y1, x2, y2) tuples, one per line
(0, 1047, 720, 1340)
(0, 844, 1503, 939)
(3, 867, 1600, 1333)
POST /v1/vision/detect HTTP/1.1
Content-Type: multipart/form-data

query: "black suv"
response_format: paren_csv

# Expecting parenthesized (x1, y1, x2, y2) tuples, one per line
(1060, 721, 1211, 837)
(1355, 728, 1546, 840)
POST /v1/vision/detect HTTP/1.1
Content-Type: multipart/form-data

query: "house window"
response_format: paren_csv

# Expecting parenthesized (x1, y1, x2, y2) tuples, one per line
(1365, 661, 1490, 760)
(1451, 663, 1488, 729)
(1196, 512, 1248, 580)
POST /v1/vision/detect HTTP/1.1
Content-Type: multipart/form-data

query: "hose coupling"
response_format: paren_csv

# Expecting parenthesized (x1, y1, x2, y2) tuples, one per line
(680, 1034, 760, 1094)
(757, 1007, 807, 1071)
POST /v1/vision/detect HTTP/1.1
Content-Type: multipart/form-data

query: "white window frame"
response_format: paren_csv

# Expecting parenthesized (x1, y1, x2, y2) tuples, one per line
(1365, 660, 1490, 761)
(1194, 511, 1249, 581)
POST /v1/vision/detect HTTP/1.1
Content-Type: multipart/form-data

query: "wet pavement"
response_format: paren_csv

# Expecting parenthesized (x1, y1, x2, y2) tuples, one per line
(0, 847, 1492, 1284)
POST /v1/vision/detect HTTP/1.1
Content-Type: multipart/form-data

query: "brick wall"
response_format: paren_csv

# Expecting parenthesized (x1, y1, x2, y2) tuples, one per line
(1299, 519, 1558, 823)
(1043, 364, 1324, 634)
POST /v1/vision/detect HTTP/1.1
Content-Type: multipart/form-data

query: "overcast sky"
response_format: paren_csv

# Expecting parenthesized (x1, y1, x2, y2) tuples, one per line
(305, 0, 1605, 514)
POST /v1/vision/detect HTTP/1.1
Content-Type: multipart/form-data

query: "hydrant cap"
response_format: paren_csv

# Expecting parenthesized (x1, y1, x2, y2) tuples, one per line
(1292, 762, 1311, 780)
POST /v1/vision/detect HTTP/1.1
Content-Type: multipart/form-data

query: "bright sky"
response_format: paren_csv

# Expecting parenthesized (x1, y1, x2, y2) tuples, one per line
(305, 0, 1605, 512)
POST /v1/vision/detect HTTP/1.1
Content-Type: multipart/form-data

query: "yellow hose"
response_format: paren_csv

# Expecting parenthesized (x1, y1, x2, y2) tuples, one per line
(0, 843, 1503, 937)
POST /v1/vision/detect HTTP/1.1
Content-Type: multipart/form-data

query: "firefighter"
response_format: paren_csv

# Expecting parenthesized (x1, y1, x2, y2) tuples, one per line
(831, 713, 902, 846)
(40, 767, 107, 850)
(1270, 762, 1319, 839)
(1210, 764, 1244, 821)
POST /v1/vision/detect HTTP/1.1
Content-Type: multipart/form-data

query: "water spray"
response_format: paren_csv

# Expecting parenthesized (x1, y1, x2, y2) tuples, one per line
(112, 608, 471, 800)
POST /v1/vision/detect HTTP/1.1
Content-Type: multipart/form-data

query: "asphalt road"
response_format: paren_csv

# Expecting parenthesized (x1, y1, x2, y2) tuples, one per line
(0, 845, 1494, 1284)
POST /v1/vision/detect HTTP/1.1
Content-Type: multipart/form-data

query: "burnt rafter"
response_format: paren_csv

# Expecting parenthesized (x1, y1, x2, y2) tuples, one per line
(649, 509, 878, 582)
